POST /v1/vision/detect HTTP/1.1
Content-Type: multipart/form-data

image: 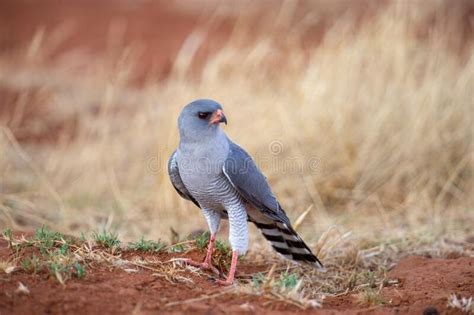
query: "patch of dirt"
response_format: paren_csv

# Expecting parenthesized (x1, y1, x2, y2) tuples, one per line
(322, 256, 474, 315)
(1, 234, 473, 315)
(382, 256, 473, 314)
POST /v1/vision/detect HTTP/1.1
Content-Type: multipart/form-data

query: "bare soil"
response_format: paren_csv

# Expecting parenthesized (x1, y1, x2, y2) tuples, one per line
(0, 235, 472, 315)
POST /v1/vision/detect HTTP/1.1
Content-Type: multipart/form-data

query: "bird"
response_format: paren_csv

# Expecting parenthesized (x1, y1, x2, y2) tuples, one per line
(168, 99, 324, 285)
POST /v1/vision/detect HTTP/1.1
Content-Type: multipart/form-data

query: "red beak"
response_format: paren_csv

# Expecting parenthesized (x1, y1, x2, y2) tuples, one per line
(209, 109, 227, 125)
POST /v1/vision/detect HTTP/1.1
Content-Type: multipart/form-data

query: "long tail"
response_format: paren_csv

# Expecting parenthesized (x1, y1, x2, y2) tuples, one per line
(252, 221, 325, 271)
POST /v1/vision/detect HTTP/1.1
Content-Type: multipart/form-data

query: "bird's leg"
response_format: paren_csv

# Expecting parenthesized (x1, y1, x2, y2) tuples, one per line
(184, 233, 220, 275)
(216, 250, 238, 286)
(203, 233, 216, 265)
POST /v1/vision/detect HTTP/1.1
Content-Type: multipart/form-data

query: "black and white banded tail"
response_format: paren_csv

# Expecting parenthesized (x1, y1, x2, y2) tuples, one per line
(253, 221, 325, 271)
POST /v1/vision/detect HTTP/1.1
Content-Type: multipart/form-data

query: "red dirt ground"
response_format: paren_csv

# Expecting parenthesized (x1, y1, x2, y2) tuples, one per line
(0, 236, 472, 315)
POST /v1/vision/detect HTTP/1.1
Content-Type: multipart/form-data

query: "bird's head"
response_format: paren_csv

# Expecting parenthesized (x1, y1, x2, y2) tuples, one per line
(178, 99, 227, 140)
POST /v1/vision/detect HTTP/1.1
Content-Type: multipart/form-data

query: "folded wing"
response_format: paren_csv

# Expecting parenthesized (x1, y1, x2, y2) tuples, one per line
(168, 150, 200, 208)
(222, 142, 324, 270)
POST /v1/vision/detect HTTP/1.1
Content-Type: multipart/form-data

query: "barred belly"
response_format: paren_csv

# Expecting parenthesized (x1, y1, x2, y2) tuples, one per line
(184, 172, 249, 255)
(185, 173, 230, 209)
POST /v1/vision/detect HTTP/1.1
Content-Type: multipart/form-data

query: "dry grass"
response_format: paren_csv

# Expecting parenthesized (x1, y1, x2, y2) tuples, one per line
(0, 1, 472, 298)
(448, 293, 473, 313)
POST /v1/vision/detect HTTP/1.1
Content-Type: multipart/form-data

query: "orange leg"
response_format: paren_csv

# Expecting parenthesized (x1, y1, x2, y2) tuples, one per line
(184, 233, 220, 275)
(216, 250, 238, 286)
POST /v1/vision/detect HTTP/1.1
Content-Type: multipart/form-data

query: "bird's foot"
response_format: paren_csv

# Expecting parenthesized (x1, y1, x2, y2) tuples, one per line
(215, 278, 234, 286)
(183, 259, 221, 276)
(214, 250, 238, 286)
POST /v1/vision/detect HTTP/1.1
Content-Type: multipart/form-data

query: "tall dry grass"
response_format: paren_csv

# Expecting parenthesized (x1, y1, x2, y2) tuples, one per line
(0, 1, 472, 256)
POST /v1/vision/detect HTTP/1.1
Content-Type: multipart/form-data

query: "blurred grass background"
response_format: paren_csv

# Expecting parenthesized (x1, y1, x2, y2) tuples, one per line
(0, 0, 472, 258)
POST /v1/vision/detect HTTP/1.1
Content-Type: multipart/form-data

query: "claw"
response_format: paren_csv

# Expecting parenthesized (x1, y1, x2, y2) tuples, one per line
(183, 235, 239, 285)
(183, 233, 221, 276)
(215, 250, 238, 286)
(184, 259, 220, 275)
(207, 264, 221, 275)
(215, 278, 234, 286)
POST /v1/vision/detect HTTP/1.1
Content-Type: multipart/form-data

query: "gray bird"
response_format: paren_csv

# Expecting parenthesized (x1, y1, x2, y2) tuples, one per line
(168, 99, 324, 285)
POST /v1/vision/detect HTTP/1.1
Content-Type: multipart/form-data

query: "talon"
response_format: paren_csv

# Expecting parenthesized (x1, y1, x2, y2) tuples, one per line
(215, 278, 234, 286)
(206, 264, 221, 276)
(183, 259, 220, 275)
(182, 233, 221, 276)
(215, 250, 239, 286)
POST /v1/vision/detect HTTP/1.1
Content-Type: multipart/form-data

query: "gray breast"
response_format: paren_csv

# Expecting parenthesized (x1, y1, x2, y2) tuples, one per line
(177, 156, 239, 211)
(186, 173, 241, 212)
(176, 131, 246, 213)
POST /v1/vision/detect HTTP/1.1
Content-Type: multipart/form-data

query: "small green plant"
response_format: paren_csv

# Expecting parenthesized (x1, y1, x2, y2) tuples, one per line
(168, 243, 185, 253)
(73, 262, 86, 279)
(34, 226, 64, 245)
(195, 231, 210, 250)
(278, 271, 299, 289)
(207, 239, 232, 272)
(215, 240, 231, 256)
(33, 226, 66, 253)
(59, 243, 70, 255)
(48, 262, 66, 276)
(251, 272, 266, 288)
(2, 228, 14, 248)
(21, 254, 41, 274)
(2, 228, 13, 241)
(21, 257, 31, 272)
(47, 259, 87, 283)
(11, 227, 87, 284)
(92, 230, 120, 249)
(128, 236, 165, 253)
(79, 232, 87, 242)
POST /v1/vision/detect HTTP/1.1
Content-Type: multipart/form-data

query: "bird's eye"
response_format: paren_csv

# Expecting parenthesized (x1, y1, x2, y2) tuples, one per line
(198, 112, 211, 119)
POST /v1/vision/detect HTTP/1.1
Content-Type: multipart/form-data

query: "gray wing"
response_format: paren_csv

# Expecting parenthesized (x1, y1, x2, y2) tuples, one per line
(223, 142, 325, 270)
(168, 150, 200, 208)
(222, 142, 291, 226)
